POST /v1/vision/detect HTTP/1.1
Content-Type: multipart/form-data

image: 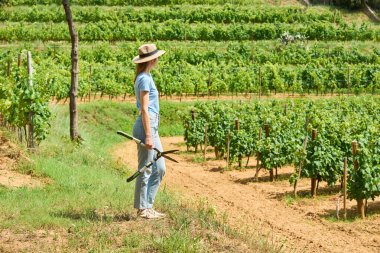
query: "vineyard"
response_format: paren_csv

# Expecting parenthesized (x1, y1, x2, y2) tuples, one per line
(182, 97, 380, 218)
(0, 1, 379, 104)
(0, 51, 51, 147)
(1, 0, 380, 252)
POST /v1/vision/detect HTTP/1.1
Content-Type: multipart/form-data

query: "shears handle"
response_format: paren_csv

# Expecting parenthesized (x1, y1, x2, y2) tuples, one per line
(126, 171, 140, 182)
(117, 131, 146, 148)
(126, 161, 154, 183)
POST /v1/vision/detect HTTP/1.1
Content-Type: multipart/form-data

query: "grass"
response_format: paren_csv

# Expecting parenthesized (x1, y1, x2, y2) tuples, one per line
(0, 100, 279, 252)
(283, 194, 298, 206)
(192, 154, 206, 163)
(282, 189, 337, 206)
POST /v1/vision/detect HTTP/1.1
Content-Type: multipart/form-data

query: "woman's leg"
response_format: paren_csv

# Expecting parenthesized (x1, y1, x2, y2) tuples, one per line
(133, 119, 154, 209)
(147, 134, 166, 208)
(134, 145, 155, 209)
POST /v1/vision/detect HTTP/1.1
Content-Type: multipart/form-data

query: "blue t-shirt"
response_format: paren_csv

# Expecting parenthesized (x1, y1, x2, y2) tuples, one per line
(134, 72, 159, 114)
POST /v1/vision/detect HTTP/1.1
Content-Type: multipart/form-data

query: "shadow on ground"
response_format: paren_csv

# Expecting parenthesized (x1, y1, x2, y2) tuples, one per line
(272, 184, 342, 200)
(319, 199, 380, 221)
(234, 172, 294, 184)
(51, 209, 133, 222)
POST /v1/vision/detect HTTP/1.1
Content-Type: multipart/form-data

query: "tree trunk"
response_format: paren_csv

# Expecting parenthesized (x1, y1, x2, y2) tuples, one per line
(311, 178, 317, 197)
(269, 170, 274, 182)
(62, 0, 79, 141)
(357, 199, 365, 219)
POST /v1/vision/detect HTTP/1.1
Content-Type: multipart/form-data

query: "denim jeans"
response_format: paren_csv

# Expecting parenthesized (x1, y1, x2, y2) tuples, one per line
(132, 112, 166, 209)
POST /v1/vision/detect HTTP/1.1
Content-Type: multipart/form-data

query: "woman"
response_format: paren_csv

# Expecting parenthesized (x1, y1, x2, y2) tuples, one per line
(132, 44, 166, 219)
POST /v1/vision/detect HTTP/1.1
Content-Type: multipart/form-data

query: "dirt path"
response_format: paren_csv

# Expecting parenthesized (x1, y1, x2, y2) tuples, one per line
(51, 93, 355, 105)
(114, 136, 380, 253)
(0, 132, 43, 188)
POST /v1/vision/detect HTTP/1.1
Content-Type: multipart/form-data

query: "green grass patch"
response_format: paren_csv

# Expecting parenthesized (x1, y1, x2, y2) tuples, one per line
(0, 101, 187, 230)
(192, 154, 206, 163)
(283, 194, 299, 206)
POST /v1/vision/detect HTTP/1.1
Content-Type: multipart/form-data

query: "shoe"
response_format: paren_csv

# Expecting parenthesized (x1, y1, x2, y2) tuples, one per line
(137, 209, 162, 219)
(149, 209, 166, 218)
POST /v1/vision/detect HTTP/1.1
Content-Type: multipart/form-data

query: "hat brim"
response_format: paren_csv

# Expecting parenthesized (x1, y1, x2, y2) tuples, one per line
(133, 50, 166, 64)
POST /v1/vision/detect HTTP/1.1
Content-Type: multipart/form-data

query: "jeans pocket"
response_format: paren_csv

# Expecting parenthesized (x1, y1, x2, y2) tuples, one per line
(150, 125, 158, 138)
(149, 115, 159, 129)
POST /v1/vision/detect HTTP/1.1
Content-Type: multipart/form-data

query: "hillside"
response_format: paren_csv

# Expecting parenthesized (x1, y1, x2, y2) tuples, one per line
(0, 0, 379, 98)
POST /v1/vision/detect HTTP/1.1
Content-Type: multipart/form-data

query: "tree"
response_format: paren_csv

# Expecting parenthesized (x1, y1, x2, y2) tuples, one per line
(62, 0, 80, 141)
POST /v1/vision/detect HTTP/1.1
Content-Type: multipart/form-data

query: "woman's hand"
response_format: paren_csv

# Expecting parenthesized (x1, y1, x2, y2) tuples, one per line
(145, 135, 153, 150)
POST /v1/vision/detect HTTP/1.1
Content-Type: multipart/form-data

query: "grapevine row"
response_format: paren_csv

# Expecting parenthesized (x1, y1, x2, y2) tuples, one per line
(1, 51, 380, 99)
(1, 21, 379, 42)
(1, 0, 298, 6)
(0, 5, 342, 24)
(3, 40, 379, 66)
(181, 98, 380, 217)
(0, 52, 51, 146)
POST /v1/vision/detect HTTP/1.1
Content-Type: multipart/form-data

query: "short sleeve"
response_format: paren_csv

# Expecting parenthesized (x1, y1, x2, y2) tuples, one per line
(136, 74, 150, 92)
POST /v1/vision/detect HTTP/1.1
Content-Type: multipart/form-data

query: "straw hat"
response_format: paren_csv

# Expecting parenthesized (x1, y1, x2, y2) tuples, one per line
(133, 44, 165, 64)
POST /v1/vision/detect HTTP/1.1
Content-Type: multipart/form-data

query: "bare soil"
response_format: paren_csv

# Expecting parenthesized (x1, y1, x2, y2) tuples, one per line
(0, 132, 43, 188)
(51, 92, 351, 105)
(0, 229, 68, 253)
(114, 136, 380, 253)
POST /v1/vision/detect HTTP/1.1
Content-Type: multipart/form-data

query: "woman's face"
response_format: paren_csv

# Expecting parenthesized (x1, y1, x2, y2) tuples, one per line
(151, 58, 158, 68)
(146, 58, 158, 72)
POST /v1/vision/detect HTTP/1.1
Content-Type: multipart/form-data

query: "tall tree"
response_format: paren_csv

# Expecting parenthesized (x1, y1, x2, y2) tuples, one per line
(62, 0, 79, 141)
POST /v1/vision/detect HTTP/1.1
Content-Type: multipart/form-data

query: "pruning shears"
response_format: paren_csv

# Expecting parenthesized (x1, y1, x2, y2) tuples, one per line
(117, 131, 179, 183)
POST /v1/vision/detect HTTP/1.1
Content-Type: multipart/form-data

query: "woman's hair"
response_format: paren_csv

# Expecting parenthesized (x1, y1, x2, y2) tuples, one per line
(134, 58, 157, 82)
(134, 61, 150, 83)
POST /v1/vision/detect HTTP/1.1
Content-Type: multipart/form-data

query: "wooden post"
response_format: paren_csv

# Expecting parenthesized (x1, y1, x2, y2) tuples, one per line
(7, 60, 11, 77)
(208, 68, 212, 97)
(88, 65, 92, 102)
(27, 51, 35, 149)
(294, 135, 308, 197)
(347, 66, 351, 95)
(17, 128, 21, 142)
(18, 54, 22, 67)
(264, 124, 274, 181)
(235, 118, 240, 131)
(235, 118, 242, 168)
(24, 126, 27, 143)
(352, 141, 358, 170)
(191, 110, 197, 152)
(352, 141, 365, 219)
(258, 67, 262, 99)
(264, 124, 269, 139)
(226, 129, 230, 168)
(343, 157, 347, 220)
(254, 128, 262, 181)
(203, 124, 208, 161)
(311, 129, 318, 197)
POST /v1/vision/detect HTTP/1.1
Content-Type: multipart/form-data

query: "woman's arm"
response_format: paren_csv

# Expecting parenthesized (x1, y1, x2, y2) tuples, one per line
(140, 90, 153, 149)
